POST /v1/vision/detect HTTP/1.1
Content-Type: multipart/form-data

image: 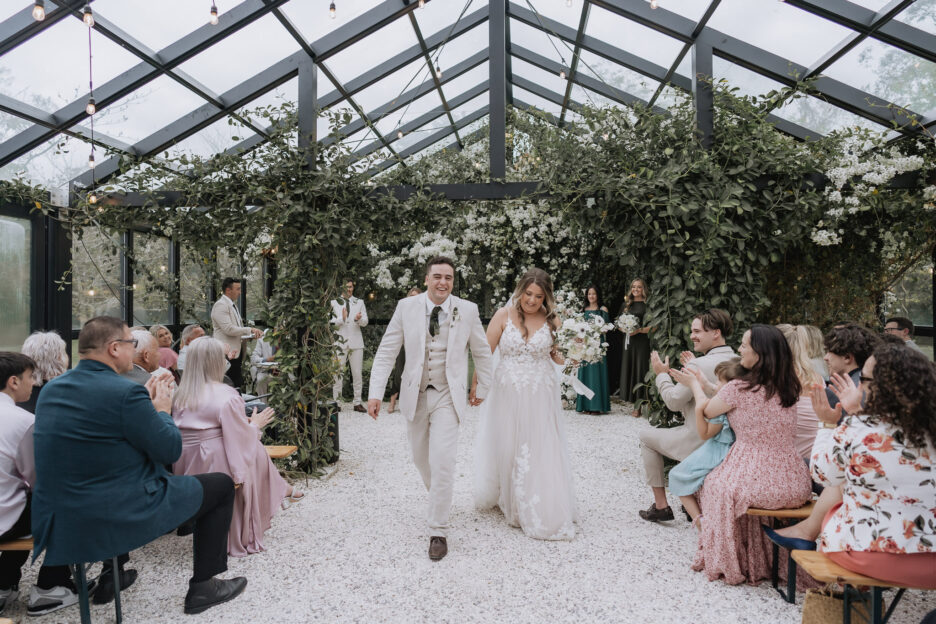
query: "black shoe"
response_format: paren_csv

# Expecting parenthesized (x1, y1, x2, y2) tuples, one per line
(638, 502, 675, 522)
(92, 569, 137, 605)
(176, 522, 195, 537)
(680, 505, 693, 522)
(428, 536, 448, 561)
(184, 577, 247, 614)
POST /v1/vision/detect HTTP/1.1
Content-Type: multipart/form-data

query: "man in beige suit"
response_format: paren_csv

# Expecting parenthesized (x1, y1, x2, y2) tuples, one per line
(638, 308, 736, 522)
(211, 278, 261, 389)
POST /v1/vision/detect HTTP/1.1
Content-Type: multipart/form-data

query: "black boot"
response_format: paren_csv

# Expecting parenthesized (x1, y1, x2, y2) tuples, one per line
(93, 568, 137, 605)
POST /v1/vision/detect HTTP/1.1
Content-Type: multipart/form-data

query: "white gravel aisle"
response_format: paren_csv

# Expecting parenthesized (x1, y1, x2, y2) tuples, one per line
(8, 403, 932, 623)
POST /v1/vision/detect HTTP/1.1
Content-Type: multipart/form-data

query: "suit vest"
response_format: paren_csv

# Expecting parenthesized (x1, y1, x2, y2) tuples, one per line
(420, 314, 450, 392)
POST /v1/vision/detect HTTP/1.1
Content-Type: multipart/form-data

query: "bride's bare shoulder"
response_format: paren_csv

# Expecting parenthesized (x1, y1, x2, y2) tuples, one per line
(491, 306, 510, 323)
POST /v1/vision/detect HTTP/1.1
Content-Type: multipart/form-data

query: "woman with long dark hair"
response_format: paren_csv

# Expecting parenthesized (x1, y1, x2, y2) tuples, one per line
(688, 324, 812, 586)
(619, 278, 651, 417)
(576, 284, 610, 414)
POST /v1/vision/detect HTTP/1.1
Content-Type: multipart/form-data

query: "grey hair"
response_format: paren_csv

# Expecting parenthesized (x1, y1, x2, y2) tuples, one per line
(131, 330, 157, 357)
(180, 324, 202, 345)
(173, 337, 227, 411)
(21, 331, 68, 385)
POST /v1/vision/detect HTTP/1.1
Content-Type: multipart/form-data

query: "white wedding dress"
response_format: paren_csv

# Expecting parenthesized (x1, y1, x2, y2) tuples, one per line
(474, 319, 578, 540)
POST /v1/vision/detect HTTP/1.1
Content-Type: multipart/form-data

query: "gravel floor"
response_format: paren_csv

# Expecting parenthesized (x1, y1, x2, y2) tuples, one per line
(6, 402, 933, 623)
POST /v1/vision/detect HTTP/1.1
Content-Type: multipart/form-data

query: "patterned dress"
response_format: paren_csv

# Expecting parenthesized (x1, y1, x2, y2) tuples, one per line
(692, 380, 812, 585)
(474, 319, 578, 540)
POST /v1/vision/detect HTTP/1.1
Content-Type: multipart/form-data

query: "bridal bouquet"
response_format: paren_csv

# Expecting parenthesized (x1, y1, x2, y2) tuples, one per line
(616, 312, 640, 349)
(555, 314, 611, 368)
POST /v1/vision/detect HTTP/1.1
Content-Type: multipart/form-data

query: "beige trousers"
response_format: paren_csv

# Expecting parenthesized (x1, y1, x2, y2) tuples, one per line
(332, 346, 363, 405)
(407, 387, 459, 537)
(639, 423, 704, 488)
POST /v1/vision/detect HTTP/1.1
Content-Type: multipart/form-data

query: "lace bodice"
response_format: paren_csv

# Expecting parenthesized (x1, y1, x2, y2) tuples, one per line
(497, 320, 556, 392)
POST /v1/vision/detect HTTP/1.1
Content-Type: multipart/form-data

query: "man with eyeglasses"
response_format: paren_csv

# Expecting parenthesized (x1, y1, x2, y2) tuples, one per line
(884, 316, 925, 354)
(31, 316, 247, 615)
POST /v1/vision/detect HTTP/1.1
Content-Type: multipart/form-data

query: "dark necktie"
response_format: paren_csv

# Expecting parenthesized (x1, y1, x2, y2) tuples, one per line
(345, 299, 351, 316)
(430, 306, 442, 337)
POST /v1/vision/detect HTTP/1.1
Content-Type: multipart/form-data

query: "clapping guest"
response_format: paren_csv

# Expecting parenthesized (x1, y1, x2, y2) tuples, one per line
(151, 324, 179, 372)
(387, 287, 421, 413)
(576, 285, 610, 414)
(331, 279, 369, 412)
(884, 316, 925, 354)
(779, 325, 824, 461)
(819, 324, 879, 424)
(172, 337, 301, 557)
(619, 278, 651, 417)
(16, 331, 69, 414)
(177, 324, 206, 374)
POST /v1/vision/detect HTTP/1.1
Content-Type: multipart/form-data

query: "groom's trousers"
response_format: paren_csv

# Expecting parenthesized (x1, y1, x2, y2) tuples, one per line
(407, 386, 459, 537)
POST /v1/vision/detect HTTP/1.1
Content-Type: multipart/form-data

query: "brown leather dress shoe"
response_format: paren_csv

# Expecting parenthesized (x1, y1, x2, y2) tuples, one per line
(428, 536, 447, 561)
(638, 502, 675, 522)
(353, 404, 367, 413)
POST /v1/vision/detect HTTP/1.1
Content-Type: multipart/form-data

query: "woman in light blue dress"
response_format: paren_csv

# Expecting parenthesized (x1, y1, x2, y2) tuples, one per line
(667, 357, 744, 527)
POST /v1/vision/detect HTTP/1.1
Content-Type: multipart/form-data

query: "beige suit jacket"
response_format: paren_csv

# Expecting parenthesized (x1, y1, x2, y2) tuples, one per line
(211, 295, 251, 357)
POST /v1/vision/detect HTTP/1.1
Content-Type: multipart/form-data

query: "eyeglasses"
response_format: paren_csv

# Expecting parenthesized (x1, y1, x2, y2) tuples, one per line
(883, 327, 901, 333)
(111, 338, 138, 348)
(859, 375, 874, 384)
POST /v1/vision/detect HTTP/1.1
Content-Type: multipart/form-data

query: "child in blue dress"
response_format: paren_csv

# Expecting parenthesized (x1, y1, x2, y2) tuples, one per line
(668, 357, 744, 528)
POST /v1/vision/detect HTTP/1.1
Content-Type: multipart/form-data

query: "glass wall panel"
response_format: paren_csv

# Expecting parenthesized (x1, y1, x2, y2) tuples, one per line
(888, 261, 934, 330)
(72, 228, 122, 330)
(0, 215, 31, 352)
(181, 245, 212, 324)
(584, 4, 684, 70)
(0, 135, 88, 192)
(245, 260, 265, 323)
(133, 234, 171, 326)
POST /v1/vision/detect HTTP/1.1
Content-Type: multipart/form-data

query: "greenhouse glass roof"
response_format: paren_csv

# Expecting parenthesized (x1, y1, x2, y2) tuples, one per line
(0, 0, 934, 197)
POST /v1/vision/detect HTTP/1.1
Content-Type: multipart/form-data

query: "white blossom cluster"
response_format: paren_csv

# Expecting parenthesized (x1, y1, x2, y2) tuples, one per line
(371, 233, 457, 290)
(924, 185, 936, 211)
(552, 288, 582, 321)
(880, 230, 910, 261)
(879, 289, 898, 316)
(810, 228, 843, 246)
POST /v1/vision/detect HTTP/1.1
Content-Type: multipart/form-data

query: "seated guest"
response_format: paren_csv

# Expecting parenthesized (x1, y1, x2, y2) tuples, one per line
(32, 316, 247, 614)
(249, 326, 276, 396)
(172, 337, 301, 557)
(123, 330, 174, 387)
(884, 316, 925, 354)
(691, 325, 812, 586)
(0, 353, 80, 616)
(17, 331, 69, 414)
(151, 324, 179, 371)
(804, 325, 828, 382)
(780, 325, 824, 461)
(822, 324, 879, 417)
(771, 344, 935, 589)
(177, 324, 206, 374)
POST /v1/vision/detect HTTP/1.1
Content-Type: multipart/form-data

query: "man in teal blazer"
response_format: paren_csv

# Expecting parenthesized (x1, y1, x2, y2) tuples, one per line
(32, 317, 247, 615)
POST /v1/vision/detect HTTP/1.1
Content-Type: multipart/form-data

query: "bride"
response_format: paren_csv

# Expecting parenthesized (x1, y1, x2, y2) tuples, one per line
(471, 268, 578, 540)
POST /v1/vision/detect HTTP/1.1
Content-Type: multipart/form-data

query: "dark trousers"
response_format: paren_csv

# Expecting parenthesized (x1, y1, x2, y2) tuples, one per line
(0, 496, 70, 590)
(102, 473, 233, 585)
(226, 354, 244, 390)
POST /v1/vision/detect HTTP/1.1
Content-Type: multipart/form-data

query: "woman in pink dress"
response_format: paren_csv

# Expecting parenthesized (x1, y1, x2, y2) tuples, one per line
(171, 336, 299, 557)
(690, 324, 812, 585)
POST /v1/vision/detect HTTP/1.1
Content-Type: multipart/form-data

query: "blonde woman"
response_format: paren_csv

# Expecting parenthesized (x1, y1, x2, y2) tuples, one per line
(619, 278, 651, 416)
(150, 324, 178, 372)
(18, 331, 69, 413)
(779, 325, 824, 460)
(171, 337, 300, 557)
(472, 268, 577, 540)
(804, 325, 829, 381)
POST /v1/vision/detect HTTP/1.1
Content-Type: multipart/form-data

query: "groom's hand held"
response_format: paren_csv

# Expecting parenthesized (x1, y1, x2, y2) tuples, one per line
(367, 398, 381, 420)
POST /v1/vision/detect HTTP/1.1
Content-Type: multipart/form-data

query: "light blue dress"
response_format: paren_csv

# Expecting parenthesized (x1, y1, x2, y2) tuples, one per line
(668, 414, 735, 497)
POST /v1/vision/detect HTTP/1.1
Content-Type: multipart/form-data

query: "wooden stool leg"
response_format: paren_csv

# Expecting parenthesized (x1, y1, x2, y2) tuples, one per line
(72, 563, 92, 624)
(112, 556, 122, 624)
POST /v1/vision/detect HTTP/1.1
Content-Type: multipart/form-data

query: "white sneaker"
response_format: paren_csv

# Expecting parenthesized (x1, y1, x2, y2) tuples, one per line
(0, 585, 18, 614)
(27, 584, 79, 616)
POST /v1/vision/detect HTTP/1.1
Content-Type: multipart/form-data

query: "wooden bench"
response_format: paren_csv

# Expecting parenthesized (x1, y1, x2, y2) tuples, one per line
(265, 445, 298, 459)
(792, 550, 926, 624)
(0, 537, 34, 551)
(746, 500, 817, 604)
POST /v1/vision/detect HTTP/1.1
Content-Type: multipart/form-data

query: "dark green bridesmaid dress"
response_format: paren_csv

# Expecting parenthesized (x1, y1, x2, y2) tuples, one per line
(619, 300, 650, 403)
(575, 308, 611, 413)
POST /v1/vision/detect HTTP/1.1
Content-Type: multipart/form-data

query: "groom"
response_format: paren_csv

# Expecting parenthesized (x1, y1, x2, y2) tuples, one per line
(367, 256, 493, 561)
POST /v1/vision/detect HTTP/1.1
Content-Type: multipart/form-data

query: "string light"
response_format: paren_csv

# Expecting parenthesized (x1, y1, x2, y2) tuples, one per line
(559, 69, 567, 80)
(87, 194, 97, 206)
(418, 0, 425, 7)
(602, 132, 609, 140)
(85, 97, 96, 116)
(397, 129, 404, 139)
(566, 0, 572, 5)
(88, 151, 95, 169)
(209, 2, 219, 25)
(650, 0, 658, 8)
(82, 4, 94, 27)
(329, 1, 336, 18)
(87, 289, 95, 296)
(435, 64, 442, 79)
(32, 0, 44, 21)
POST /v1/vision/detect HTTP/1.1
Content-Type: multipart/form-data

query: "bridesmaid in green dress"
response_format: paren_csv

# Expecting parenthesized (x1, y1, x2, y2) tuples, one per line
(619, 278, 652, 417)
(576, 285, 611, 414)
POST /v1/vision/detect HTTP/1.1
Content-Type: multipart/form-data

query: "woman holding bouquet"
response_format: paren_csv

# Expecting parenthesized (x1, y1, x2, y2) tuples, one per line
(472, 268, 578, 540)
(576, 285, 610, 414)
(619, 278, 651, 417)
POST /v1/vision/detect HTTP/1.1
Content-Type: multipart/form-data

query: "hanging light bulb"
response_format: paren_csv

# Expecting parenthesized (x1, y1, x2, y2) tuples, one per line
(86, 97, 96, 116)
(566, 0, 572, 6)
(559, 69, 567, 80)
(87, 288, 96, 296)
(32, 0, 45, 21)
(87, 193, 97, 206)
(88, 151, 95, 169)
(650, 0, 658, 8)
(329, 1, 336, 18)
(397, 129, 404, 140)
(435, 64, 442, 79)
(209, 2, 219, 25)
(418, 0, 425, 7)
(82, 4, 94, 27)
(602, 132, 609, 140)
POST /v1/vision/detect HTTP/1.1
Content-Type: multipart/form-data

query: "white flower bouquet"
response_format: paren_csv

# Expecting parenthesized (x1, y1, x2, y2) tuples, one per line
(616, 312, 640, 349)
(555, 314, 610, 369)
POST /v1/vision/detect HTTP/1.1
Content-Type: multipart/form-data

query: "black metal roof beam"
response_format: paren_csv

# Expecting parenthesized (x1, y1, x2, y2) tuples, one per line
(372, 105, 488, 173)
(0, 0, 292, 167)
(408, 11, 463, 149)
(558, 2, 591, 126)
(649, 0, 722, 107)
(0, 0, 87, 57)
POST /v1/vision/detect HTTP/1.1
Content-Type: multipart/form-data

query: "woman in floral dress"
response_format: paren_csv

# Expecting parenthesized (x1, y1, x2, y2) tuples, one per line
(690, 324, 812, 586)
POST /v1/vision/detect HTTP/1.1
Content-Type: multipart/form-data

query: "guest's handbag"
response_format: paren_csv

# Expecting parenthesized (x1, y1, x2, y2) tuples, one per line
(801, 584, 870, 624)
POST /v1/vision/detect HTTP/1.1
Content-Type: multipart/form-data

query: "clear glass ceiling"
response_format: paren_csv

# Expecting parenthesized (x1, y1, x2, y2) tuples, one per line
(896, 0, 936, 36)
(584, 4, 684, 71)
(325, 17, 418, 84)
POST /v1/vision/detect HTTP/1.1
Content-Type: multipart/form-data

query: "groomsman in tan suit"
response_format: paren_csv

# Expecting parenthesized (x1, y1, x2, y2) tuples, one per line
(211, 277, 261, 389)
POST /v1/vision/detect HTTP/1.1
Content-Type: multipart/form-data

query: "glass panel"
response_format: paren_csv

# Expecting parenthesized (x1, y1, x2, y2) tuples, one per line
(513, 87, 561, 116)
(584, 4, 684, 69)
(0, 16, 141, 112)
(576, 49, 659, 103)
(0, 215, 31, 351)
(636, 0, 712, 22)
(353, 58, 431, 115)
(181, 244, 212, 323)
(570, 84, 617, 109)
(440, 63, 488, 103)
(823, 39, 936, 115)
(432, 21, 487, 71)
(90, 0, 248, 52)
(244, 258, 265, 323)
(774, 93, 884, 135)
(72, 227, 122, 330)
(168, 117, 245, 160)
(235, 76, 299, 126)
(509, 19, 567, 65)
(342, 124, 377, 152)
(133, 233, 170, 326)
(512, 56, 564, 89)
(417, 0, 481, 39)
(655, 84, 687, 110)
(325, 17, 419, 84)
(374, 91, 444, 136)
(524, 0, 586, 24)
(887, 261, 934, 332)
(714, 57, 788, 99)
(280, 0, 376, 49)
(177, 13, 300, 95)
(0, 135, 88, 194)
(847, 0, 891, 10)
(94, 74, 212, 144)
(895, 0, 936, 36)
(449, 93, 488, 122)
(707, 0, 854, 69)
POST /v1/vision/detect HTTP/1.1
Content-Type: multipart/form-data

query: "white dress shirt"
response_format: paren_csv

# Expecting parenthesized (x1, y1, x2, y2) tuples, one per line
(0, 393, 35, 535)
